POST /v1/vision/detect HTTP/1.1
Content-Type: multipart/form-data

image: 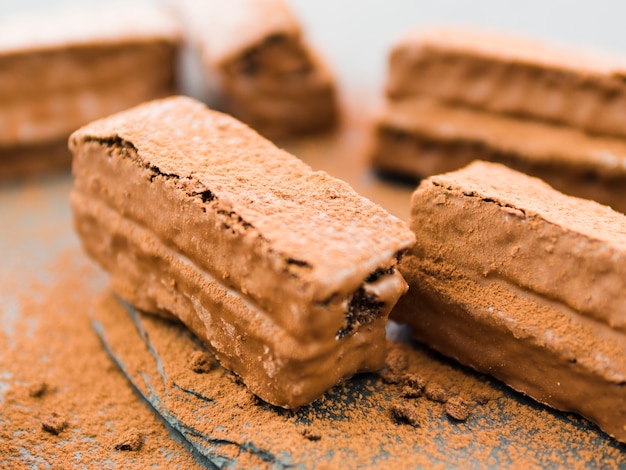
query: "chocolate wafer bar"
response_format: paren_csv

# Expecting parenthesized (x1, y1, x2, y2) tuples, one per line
(371, 97, 626, 213)
(70, 96, 415, 408)
(0, 2, 179, 177)
(386, 27, 626, 138)
(172, 0, 337, 138)
(393, 160, 626, 442)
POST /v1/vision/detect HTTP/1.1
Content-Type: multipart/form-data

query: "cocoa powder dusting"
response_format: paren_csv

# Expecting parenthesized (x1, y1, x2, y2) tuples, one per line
(2, 113, 626, 467)
(89, 295, 626, 469)
(0, 176, 202, 468)
(0, 254, 202, 468)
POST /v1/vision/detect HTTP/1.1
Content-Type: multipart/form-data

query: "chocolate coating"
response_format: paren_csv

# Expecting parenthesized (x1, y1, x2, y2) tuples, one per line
(386, 27, 626, 138)
(0, 2, 179, 176)
(172, 0, 337, 138)
(70, 96, 415, 408)
(393, 161, 626, 442)
(371, 98, 626, 213)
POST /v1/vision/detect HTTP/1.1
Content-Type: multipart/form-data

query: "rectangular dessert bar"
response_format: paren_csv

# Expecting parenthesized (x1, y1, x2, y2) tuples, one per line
(371, 97, 626, 213)
(70, 96, 415, 408)
(172, 0, 337, 138)
(393, 161, 626, 442)
(0, 2, 179, 177)
(386, 27, 626, 138)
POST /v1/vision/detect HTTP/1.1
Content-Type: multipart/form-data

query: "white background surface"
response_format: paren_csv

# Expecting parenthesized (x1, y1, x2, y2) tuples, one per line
(2, 0, 626, 94)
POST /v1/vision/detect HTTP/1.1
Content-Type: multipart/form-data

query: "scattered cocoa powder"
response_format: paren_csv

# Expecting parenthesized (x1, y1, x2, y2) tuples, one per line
(2, 114, 626, 468)
(0, 176, 202, 468)
(95, 299, 626, 468)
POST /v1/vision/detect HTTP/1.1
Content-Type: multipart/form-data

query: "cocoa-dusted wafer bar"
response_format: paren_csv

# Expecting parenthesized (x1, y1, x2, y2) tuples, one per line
(371, 98, 626, 213)
(0, 1, 179, 178)
(393, 161, 626, 442)
(386, 27, 626, 139)
(70, 96, 415, 408)
(172, 0, 337, 138)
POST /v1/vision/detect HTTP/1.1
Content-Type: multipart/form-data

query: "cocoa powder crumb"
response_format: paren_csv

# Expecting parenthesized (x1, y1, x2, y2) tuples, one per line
(446, 396, 471, 422)
(401, 374, 426, 398)
(379, 368, 404, 385)
(475, 393, 491, 406)
(401, 385, 421, 398)
(425, 386, 448, 403)
(301, 427, 322, 442)
(386, 346, 409, 372)
(28, 382, 48, 398)
(188, 350, 215, 374)
(41, 412, 68, 435)
(114, 430, 144, 451)
(390, 402, 422, 427)
(379, 346, 409, 384)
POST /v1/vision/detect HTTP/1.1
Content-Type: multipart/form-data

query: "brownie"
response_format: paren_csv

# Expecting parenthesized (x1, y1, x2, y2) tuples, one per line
(393, 161, 626, 442)
(172, 0, 337, 138)
(69, 96, 415, 408)
(0, 2, 179, 177)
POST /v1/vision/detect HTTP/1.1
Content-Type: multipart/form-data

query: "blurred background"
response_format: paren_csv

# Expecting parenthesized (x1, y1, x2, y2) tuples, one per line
(2, 0, 626, 96)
